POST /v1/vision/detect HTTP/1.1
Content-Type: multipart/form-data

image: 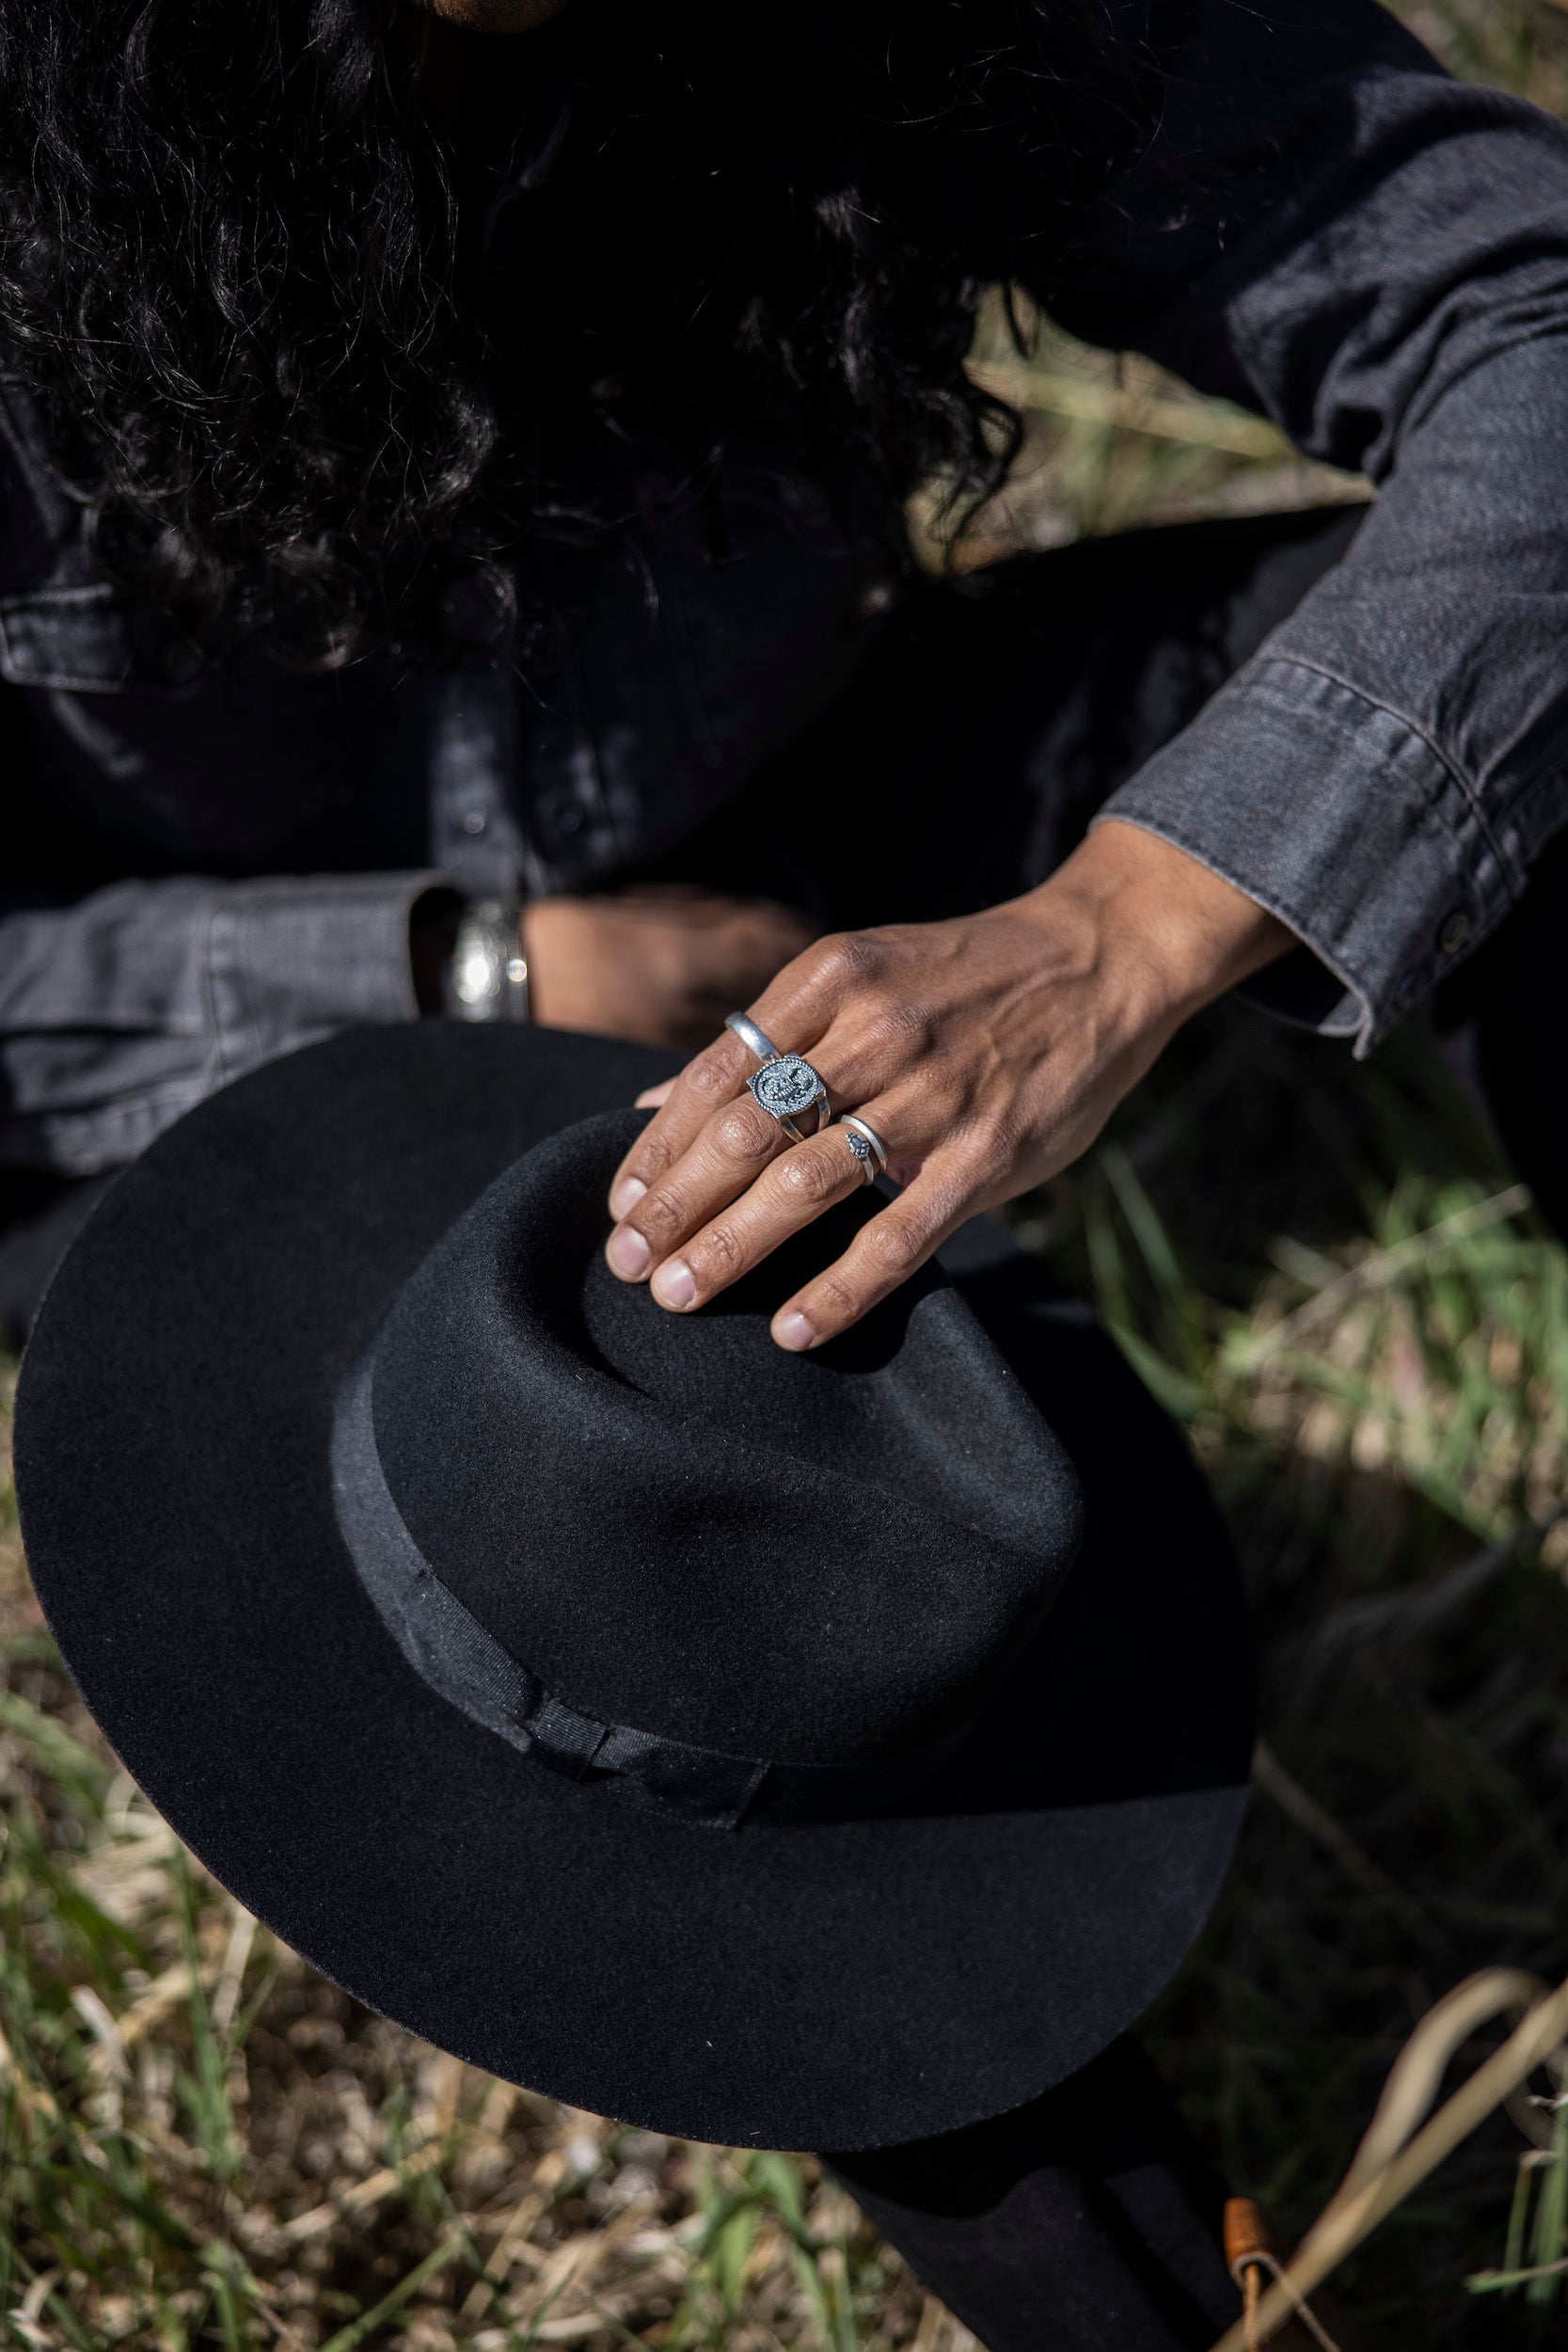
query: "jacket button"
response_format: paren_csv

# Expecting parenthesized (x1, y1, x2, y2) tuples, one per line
(780, 477, 824, 518)
(538, 791, 586, 838)
(162, 641, 203, 683)
(1437, 910, 1472, 955)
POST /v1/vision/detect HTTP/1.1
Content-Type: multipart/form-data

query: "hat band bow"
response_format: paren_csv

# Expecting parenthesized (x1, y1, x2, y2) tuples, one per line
(330, 1345, 974, 1832)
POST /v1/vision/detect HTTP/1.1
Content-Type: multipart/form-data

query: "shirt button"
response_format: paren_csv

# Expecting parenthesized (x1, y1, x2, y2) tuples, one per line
(1437, 910, 1472, 956)
(462, 810, 488, 835)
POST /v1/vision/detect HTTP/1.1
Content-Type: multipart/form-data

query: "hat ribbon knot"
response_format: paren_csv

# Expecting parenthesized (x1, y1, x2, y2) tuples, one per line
(330, 1345, 974, 1831)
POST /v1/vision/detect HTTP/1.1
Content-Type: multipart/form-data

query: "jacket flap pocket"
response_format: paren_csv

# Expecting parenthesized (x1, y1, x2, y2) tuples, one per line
(0, 584, 194, 694)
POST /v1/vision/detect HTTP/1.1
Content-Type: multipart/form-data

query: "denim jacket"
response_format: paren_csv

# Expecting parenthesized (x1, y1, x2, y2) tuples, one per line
(6, 0, 1568, 1173)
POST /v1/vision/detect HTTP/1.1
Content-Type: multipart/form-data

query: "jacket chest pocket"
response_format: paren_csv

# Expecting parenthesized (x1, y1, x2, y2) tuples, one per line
(0, 582, 202, 696)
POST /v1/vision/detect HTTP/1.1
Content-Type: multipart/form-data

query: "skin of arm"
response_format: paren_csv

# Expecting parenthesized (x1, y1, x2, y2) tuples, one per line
(523, 889, 817, 1049)
(599, 819, 1292, 1348)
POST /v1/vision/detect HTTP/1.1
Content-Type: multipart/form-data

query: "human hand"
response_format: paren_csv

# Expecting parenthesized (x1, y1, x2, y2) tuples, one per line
(525, 886, 817, 1051)
(601, 821, 1292, 1347)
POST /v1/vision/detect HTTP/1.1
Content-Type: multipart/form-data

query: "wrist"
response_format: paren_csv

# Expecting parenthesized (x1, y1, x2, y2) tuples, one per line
(409, 886, 463, 1016)
(520, 898, 571, 1028)
(1028, 820, 1293, 1031)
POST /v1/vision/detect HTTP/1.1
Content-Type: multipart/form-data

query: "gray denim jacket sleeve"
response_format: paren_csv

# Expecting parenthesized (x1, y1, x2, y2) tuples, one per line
(1057, 0, 1568, 1052)
(0, 874, 438, 1174)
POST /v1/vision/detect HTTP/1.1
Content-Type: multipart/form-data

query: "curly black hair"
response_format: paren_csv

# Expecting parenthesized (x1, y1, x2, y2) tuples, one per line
(0, 0, 1150, 666)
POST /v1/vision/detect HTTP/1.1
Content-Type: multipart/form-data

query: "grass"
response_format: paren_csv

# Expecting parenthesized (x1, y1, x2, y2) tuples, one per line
(6, 1012, 1568, 2351)
(7, 0, 1568, 2344)
(918, 0, 1568, 564)
(1056, 1013, 1568, 2344)
(0, 1468, 922, 2352)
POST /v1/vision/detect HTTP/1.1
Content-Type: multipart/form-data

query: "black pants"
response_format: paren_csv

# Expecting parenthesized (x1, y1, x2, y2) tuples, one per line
(4, 509, 1563, 2346)
(826, 2034, 1241, 2351)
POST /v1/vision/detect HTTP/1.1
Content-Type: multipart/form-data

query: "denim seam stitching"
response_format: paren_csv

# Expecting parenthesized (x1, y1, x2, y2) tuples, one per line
(1229, 653, 1520, 899)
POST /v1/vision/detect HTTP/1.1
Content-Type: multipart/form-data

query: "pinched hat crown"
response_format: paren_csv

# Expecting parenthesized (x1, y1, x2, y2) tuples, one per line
(17, 1025, 1251, 2147)
(339, 1110, 1085, 1827)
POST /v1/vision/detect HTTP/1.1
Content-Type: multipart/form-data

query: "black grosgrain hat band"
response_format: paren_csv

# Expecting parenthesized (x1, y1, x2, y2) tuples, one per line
(331, 1343, 977, 1830)
(15, 1026, 1255, 2149)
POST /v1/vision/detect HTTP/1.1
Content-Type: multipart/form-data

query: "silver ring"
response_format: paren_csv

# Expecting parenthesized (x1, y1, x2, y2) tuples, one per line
(725, 1009, 782, 1065)
(839, 1114, 889, 1184)
(747, 1052, 833, 1145)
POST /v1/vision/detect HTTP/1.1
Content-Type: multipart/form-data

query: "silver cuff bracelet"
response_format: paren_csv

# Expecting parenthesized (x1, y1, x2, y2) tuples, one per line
(447, 898, 531, 1024)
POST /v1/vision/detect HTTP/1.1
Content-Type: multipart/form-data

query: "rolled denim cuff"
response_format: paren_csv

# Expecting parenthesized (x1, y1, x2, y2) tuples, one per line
(1093, 657, 1522, 1057)
(0, 872, 446, 1178)
(203, 873, 443, 1086)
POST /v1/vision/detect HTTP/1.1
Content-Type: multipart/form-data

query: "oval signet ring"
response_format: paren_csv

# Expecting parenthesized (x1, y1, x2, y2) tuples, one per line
(748, 1052, 833, 1146)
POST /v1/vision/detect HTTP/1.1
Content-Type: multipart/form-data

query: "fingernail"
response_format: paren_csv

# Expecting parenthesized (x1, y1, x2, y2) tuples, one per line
(609, 1175, 647, 1219)
(606, 1224, 652, 1279)
(653, 1258, 698, 1310)
(773, 1311, 817, 1352)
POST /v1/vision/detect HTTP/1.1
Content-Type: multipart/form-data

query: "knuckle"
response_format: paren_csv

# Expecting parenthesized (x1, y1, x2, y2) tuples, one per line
(814, 930, 882, 992)
(864, 1214, 925, 1279)
(810, 1267, 865, 1325)
(857, 993, 933, 1066)
(691, 1218, 747, 1281)
(626, 1133, 679, 1185)
(685, 1050, 741, 1108)
(773, 1143, 847, 1209)
(714, 1100, 775, 1166)
(808, 935, 851, 990)
(636, 1185, 689, 1248)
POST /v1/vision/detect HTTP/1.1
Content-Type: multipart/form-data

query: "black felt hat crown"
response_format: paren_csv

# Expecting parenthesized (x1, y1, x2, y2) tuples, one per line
(16, 1024, 1253, 2151)
(343, 1112, 1085, 1831)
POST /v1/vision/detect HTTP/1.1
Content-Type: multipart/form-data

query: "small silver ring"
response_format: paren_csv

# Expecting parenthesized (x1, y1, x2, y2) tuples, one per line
(725, 1009, 782, 1066)
(839, 1114, 889, 1184)
(747, 1052, 833, 1145)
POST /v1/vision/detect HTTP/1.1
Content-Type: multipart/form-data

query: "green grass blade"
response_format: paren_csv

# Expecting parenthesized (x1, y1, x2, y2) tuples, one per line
(315, 2233, 466, 2352)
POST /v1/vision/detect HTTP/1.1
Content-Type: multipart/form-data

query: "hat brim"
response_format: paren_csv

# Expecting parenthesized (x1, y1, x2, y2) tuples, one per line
(16, 1024, 1251, 2152)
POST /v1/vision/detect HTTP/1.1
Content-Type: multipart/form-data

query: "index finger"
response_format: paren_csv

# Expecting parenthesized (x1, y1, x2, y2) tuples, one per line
(609, 938, 852, 1217)
(608, 1025, 759, 1220)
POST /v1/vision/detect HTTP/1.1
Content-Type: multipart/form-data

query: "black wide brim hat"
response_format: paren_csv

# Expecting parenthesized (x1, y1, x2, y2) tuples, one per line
(16, 1024, 1252, 2153)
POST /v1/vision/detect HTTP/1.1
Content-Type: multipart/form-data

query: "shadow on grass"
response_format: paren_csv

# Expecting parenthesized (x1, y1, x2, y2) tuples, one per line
(1010, 1002, 1568, 2347)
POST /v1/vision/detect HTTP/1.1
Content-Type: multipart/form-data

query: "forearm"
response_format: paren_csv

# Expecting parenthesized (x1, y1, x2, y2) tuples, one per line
(1097, 326, 1568, 1053)
(1025, 822, 1293, 1037)
(0, 872, 443, 1174)
(1047, 12, 1568, 1048)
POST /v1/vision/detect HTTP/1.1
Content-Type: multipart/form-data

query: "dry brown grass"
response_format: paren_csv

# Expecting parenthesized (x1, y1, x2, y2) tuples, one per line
(1, 1410, 972, 2352)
